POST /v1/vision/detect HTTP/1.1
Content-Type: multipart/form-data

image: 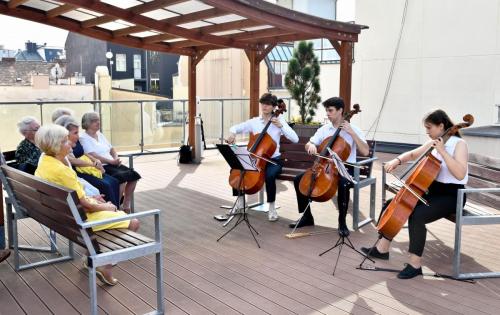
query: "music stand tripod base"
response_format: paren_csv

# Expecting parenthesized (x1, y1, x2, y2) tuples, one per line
(319, 232, 374, 276)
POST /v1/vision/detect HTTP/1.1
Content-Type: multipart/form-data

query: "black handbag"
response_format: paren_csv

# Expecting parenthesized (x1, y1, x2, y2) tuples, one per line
(178, 145, 192, 164)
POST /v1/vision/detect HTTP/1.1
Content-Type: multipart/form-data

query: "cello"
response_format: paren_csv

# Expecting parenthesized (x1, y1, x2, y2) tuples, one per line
(298, 104, 361, 202)
(228, 100, 287, 194)
(377, 114, 474, 239)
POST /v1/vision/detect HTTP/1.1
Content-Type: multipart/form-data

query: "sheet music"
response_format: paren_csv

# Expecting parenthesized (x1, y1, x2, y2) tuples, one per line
(232, 146, 258, 171)
(327, 148, 357, 184)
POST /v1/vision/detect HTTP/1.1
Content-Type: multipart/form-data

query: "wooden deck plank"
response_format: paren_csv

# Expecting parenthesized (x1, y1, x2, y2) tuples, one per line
(0, 259, 52, 314)
(0, 276, 27, 315)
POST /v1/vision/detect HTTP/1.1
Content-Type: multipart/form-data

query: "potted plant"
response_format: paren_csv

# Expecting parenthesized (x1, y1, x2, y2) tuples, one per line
(285, 41, 321, 137)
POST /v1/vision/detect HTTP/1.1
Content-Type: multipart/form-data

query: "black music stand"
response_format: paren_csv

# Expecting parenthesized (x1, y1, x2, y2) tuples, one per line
(216, 144, 260, 248)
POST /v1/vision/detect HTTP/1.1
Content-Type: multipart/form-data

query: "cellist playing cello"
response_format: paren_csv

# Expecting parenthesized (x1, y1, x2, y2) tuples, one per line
(225, 93, 299, 221)
(290, 97, 369, 236)
(362, 109, 470, 279)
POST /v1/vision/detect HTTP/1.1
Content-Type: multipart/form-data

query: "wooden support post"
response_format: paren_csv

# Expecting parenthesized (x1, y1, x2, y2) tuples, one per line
(339, 41, 353, 112)
(246, 50, 260, 118)
(188, 50, 208, 158)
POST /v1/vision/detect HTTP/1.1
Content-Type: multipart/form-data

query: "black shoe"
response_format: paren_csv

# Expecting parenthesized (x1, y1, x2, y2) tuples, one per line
(338, 223, 350, 237)
(288, 215, 314, 228)
(361, 246, 389, 260)
(397, 264, 423, 279)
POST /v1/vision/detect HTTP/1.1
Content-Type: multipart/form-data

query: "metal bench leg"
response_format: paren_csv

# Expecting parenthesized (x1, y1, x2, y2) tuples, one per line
(453, 193, 464, 279)
(12, 212, 20, 271)
(352, 184, 360, 230)
(369, 182, 376, 224)
(7, 199, 13, 249)
(156, 251, 165, 314)
(89, 262, 98, 315)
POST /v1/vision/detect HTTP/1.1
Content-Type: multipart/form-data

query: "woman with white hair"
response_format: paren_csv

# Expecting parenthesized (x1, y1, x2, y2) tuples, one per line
(51, 107, 74, 123)
(15, 116, 41, 174)
(55, 115, 121, 207)
(80, 112, 141, 212)
(35, 124, 140, 285)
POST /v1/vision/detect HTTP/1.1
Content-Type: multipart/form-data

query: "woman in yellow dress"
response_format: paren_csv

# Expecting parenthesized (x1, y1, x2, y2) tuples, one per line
(34, 124, 140, 285)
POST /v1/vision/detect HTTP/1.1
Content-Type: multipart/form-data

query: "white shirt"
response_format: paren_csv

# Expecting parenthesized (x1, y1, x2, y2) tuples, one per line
(431, 135, 468, 185)
(229, 115, 299, 158)
(79, 131, 114, 162)
(309, 122, 366, 163)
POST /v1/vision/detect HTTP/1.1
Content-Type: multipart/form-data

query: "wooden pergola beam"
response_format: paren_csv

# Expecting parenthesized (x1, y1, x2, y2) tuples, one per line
(142, 19, 263, 44)
(329, 39, 341, 55)
(62, 0, 259, 50)
(46, 4, 77, 19)
(82, 0, 187, 28)
(201, 0, 361, 41)
(171, 28, 293, 48)
(7, 0, 28, 9)
(164, 7, 226, 25)
(113, 7, 228, 38)
(0, 2, 195, 56)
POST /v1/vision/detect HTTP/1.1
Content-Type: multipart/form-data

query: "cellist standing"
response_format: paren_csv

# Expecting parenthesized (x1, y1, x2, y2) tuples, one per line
(362, 109, 469, 279)
(225, 93, 299, 221)
(290, 97, 369, 236)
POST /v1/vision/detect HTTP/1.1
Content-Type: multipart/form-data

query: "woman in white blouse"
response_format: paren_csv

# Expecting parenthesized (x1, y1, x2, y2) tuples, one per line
(79, 112, 141, 212)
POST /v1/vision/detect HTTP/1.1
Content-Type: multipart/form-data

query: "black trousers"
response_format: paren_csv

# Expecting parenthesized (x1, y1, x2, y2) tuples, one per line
(232, 157, 283, 203)
(293, 166, 354, 224)
(381, 181, 465, 257)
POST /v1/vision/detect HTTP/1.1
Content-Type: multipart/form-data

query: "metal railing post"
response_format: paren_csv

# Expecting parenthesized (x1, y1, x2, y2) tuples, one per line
(496, 104, 500, 124)
(220, 99, 224, 144)
(39, 103, 43, 124)
(139, 101, 144, 153)
(182, 100, 186, 144)
(287, 98, 291, 121)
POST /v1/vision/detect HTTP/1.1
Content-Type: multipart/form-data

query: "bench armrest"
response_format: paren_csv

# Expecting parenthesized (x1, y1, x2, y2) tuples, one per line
(456, 188, 500, 217)
(79, 209, 161, 229)
(458, 187, 500, 194)
(353, 156, 378, 166)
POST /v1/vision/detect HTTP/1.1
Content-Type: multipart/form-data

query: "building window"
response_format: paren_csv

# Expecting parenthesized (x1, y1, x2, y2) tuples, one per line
(150, 73, 160, 94)
(116, 54, 126, 72)
(312, 39, 340, 64)
(265, 44, 293, 89)
(133, 54, 141, 79)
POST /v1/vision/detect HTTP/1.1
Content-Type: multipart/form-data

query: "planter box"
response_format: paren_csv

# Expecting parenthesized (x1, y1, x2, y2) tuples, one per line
(292, 124, 320, 138)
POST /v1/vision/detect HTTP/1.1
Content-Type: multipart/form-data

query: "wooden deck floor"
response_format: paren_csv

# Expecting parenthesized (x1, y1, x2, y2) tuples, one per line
(1, 150, 500, 315)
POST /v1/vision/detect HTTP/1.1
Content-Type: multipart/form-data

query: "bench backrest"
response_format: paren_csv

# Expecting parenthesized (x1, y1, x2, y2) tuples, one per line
(467, 153, 500, 209)
(0, 164, 101, 252)
(2, 150, 18, 168)
(279, 136, 377, 177)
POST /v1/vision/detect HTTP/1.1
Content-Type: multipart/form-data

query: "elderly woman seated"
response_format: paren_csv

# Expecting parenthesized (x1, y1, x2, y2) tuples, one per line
(80, 112, 141, 212)
(55, 115, 121, 207)
(15, 116, 41, 174)
(34, 124, 139, 285)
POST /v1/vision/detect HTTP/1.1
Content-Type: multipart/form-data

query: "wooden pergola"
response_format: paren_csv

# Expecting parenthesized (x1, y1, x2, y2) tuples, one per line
(0, 0, 367, 156)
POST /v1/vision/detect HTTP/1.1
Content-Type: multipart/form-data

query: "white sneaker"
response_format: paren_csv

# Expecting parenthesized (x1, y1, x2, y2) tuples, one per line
(227, 197, 244, 215)
(268, 205, 278, 221)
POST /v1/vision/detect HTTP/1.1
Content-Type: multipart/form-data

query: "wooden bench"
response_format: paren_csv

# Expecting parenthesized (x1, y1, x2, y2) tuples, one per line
(277, 136, 378, 230)
(0, 164, 164, 314)
(382, 153, 500, 279)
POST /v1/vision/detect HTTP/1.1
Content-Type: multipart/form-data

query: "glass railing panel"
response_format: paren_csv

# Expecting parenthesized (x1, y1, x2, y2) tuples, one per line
(41, 102, 95, 125)
(223, 99, 250, 144)
(0, 103, 41, 151)
(147, 100, 185, 149)
(198, 99, 222, 147)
